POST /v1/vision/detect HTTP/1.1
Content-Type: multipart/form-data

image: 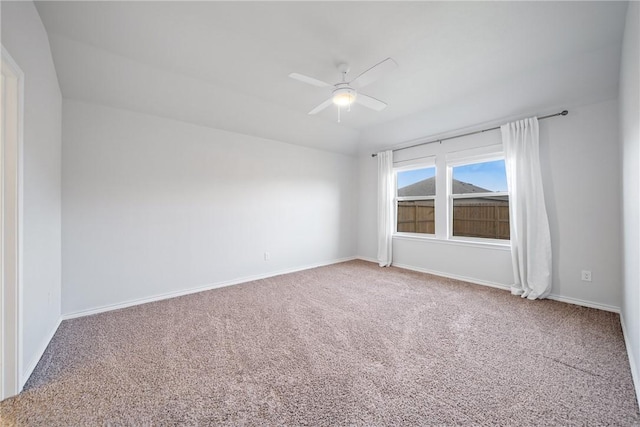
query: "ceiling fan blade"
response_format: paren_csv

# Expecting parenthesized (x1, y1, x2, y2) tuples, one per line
(350, 58, 398, 89)
(355, 93, 388, 112)
(308, 98, 334, 115)
(289, 73, 333, 88)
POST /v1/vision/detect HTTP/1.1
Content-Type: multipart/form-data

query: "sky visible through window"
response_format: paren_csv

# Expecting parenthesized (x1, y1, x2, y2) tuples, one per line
(397, 167, 435, 189)
(397, 160, 508, 192)
(453, 160, 507, 192)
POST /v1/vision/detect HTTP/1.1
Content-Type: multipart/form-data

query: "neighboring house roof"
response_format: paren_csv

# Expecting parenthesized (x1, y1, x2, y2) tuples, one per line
(398, 177, 491, 197)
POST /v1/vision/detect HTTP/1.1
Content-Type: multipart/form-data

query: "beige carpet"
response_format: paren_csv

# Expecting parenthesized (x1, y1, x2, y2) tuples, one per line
(1, 260, 638, 426)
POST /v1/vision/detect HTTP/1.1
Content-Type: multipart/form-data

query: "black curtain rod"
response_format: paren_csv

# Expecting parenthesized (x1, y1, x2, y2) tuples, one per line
(371, 110, 568, 157)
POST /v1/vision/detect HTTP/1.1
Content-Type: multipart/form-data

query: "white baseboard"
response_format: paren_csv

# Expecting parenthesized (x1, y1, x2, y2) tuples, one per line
(620, 313, 640, 407)
(388, 262, 622, 313)
(62, 256, 357, 320)
(546, 293, 620, 313)
(390, 262, 512, 292)
(356, 255, 378, 264)
(21, 316, 62, 390)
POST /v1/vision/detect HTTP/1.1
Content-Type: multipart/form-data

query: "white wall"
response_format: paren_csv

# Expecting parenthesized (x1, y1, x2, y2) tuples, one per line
(357, 153, 378, 262)
(358, 99, 621, 311)
(62, 100, 357, 315)
(620, 1, 640, 403)
(1, 1, 62, 383)
(541, 100, 621, 309)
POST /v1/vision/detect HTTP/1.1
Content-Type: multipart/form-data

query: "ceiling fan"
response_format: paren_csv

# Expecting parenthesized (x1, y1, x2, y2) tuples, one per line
(289, 58, 398, 121)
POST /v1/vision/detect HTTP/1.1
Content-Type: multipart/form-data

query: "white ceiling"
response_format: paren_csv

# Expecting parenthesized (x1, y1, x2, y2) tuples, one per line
(35, 1, 627, 155)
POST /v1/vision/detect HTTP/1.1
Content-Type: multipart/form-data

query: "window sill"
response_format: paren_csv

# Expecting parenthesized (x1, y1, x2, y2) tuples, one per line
(393, 233, 511, 251)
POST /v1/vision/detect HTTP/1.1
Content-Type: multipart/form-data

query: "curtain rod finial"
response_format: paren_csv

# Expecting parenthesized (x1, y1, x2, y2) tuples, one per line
(371, 153, 378, 157)
(561, 110, 568, 116)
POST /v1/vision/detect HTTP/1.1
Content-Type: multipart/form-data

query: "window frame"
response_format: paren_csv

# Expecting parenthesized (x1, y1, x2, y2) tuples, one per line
(393, 158, 436, 237)
(391, 147, 510, 247)
(446, 152, 510, 244)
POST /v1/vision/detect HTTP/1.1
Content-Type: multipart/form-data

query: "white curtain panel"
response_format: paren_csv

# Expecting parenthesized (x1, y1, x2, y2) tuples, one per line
(501, 117, 552, 299)
(377, 150, 394, 267)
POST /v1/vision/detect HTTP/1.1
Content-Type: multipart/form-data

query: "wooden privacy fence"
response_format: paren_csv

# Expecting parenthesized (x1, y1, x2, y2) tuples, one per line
(397, 200, 510, 240)
(452, 201, 510, 239)
(397, 201, 435, 234)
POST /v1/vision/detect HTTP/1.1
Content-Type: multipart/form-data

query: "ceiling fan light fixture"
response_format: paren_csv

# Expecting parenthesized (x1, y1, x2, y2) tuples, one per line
(290, 58, 396, 116)
(332, 87, 356, 106)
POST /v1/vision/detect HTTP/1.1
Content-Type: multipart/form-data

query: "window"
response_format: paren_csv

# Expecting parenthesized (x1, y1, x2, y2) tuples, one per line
(395, 165, 436, 234)
(392, 147, 510, 245)
(450, 158, 509, 240)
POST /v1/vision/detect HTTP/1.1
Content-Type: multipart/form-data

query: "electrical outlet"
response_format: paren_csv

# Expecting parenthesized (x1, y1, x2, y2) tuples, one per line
(581, 270, 592, 282)
(264, 252, 270, 261)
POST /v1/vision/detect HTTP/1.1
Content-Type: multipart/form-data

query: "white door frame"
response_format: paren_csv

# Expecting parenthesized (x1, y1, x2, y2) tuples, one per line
(1, 46, 24, 401)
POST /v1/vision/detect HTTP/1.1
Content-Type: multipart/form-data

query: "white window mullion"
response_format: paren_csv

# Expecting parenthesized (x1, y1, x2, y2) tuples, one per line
(434, 154, 448, 239)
